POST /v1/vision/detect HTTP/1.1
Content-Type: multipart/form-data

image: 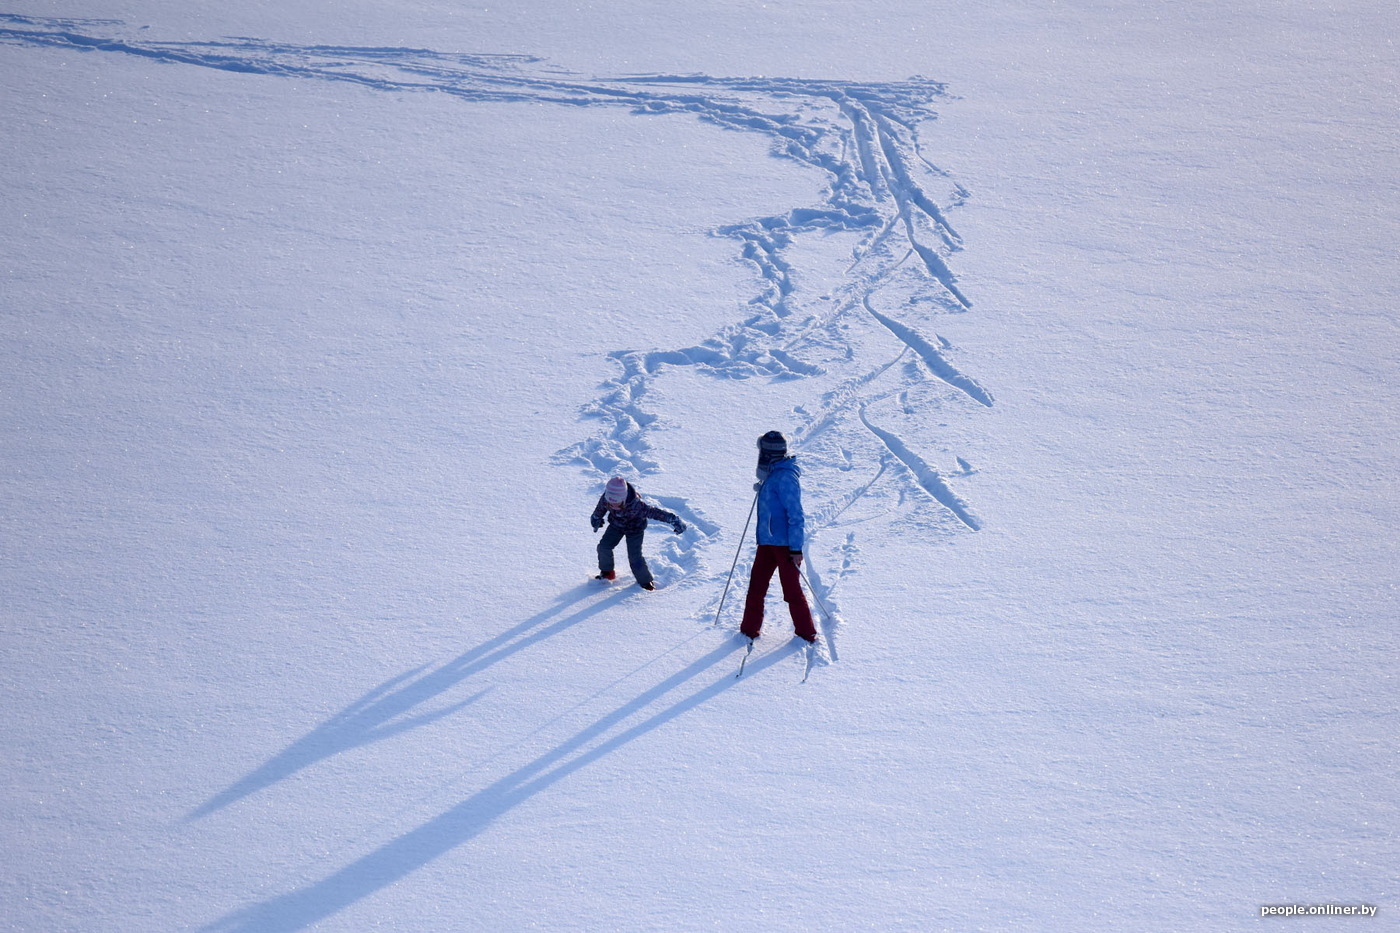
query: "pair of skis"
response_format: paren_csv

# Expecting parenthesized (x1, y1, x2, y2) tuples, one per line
(736, 635, 819, 683)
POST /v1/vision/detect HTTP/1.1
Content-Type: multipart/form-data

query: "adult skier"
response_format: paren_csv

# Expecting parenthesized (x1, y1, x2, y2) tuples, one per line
(591, 476, 685, 590)
(740, 431, 817, 643)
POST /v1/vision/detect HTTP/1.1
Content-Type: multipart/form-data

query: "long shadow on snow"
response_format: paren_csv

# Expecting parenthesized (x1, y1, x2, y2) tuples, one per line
(202, 635, 799, 932)
(188, 582, 627, 820)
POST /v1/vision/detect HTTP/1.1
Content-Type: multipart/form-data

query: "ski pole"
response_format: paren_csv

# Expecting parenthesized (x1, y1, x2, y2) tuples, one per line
(795, 561, 835, 626)
(712, 489, 759, 626)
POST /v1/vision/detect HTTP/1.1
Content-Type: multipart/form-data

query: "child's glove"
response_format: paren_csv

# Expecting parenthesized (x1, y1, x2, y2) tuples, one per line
(591, 515, 604, 531)
(672, 519, 686, 534)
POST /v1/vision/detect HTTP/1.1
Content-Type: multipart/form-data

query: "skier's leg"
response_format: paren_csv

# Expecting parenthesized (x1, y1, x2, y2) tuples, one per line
(625, 531, 653, 587)
(776, 555, 816, 641)
(740, 545, 780, 639)
(597, 525, 623, 575)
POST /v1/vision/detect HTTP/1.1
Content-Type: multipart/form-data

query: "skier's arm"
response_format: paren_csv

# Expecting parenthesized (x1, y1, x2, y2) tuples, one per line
(591, 495, 608, 530)
(644, 503, 686, 533)
(780, 474, 805, 553)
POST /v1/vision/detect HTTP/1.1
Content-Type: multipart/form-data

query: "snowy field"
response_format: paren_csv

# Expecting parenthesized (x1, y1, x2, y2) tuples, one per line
(2, 2, 1397, 930)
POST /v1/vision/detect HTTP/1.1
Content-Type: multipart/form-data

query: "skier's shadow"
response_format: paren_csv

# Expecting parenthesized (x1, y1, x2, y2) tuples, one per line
(188, 583, 629, 821)
(201, 635, 797, 932)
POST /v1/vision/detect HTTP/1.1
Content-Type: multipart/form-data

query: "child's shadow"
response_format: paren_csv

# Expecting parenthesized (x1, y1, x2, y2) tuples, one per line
(187, 583, 627, 821)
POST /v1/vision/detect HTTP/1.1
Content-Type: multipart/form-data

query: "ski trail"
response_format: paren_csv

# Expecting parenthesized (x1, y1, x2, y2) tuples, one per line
(858, 406, 981, 530)
(1, 17, 993, 634)
(862, 297, 994, 406)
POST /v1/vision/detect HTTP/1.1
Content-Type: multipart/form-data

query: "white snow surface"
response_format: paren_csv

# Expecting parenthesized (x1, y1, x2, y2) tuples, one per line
(3, 2, 1397, 930)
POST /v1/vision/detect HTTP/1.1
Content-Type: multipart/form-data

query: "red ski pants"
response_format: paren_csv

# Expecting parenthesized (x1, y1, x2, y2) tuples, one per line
(740, 545, 816, 640)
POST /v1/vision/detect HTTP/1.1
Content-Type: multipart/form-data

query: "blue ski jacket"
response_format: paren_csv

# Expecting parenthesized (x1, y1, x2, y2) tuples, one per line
(756, 458, 805, 552)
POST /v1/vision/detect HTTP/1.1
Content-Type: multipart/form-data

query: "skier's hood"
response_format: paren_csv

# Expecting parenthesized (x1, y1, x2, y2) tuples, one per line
(767, 456, 800, 478)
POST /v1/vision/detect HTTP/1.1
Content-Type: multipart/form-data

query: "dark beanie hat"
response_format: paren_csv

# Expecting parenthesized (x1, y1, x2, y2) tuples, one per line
(757, 430, 788, 462)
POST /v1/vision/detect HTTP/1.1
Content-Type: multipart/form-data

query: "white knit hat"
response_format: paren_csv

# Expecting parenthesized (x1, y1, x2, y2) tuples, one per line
(604, 476, 628, 505)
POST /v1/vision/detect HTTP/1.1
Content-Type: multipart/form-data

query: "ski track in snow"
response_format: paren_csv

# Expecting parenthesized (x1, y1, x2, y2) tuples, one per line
(1, 16, 992, 659)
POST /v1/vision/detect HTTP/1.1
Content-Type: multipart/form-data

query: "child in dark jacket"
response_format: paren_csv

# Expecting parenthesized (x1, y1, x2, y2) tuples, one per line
(591, 476, 686, 590)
